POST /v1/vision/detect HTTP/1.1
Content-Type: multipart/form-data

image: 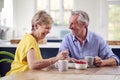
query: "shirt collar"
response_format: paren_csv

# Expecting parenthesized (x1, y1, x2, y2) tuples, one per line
(71, 28, 90, 43)
(86, 28, 90, 42)
(72, 34, 77, 42)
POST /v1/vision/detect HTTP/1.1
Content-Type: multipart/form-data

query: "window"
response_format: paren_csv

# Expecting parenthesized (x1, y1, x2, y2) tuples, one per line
(37, 0, 73, 26)
(108, 0, 120, 40)
(0, 0, 13, 28)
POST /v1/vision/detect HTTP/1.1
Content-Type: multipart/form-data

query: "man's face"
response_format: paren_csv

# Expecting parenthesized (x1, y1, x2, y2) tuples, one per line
(69, 15, 85, 36)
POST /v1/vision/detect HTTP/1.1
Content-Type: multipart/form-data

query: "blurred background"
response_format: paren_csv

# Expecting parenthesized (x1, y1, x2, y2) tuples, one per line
(0, 0, 120, 41)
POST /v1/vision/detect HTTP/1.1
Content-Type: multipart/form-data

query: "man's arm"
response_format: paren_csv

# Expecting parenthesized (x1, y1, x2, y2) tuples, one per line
(94, 56, 117, 67)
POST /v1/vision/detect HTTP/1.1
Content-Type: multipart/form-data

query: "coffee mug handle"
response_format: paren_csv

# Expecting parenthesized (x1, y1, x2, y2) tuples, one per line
(54, 62, 60, 68)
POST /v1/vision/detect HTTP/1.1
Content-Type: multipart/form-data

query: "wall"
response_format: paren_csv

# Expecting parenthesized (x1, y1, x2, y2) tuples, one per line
(0, 0, 13, 40)
(13, 0, 36, 39)
(13, 0, 109, 40)
(0, 0, 4, 12)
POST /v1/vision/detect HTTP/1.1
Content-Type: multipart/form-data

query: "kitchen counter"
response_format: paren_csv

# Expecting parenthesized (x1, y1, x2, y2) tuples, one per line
(0, 41, 61, 48)
(0, 41, 120, 48)
(1, 41, 120, 59)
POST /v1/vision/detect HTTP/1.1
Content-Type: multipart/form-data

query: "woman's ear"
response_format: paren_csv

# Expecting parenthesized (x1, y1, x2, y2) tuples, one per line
(34, 23, 39, 30)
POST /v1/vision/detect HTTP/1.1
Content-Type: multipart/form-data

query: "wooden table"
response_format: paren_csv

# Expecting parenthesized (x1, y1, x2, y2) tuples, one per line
(1, 66, 120, 80)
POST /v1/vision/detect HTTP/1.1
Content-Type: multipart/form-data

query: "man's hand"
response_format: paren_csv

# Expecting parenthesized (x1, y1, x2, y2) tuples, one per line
(94, 56, 118, 67)
(94, 56, 103, 67)
(67, 58, 77, 62)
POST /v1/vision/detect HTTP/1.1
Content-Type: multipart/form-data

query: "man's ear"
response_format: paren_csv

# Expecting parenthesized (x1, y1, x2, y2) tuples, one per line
(82, 22, 86, 26)
(82, 22, 86, 28)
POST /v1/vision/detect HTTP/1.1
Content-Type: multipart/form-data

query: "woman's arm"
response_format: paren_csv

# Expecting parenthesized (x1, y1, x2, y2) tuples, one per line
(27, 48, 68, 70)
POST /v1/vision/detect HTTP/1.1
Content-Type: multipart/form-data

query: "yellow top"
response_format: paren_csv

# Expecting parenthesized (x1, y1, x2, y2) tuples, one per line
(6, 33, 42, 76)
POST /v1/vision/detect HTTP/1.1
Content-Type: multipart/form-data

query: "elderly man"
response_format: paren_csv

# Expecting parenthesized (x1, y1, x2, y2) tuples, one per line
(58, 10, 119, 67)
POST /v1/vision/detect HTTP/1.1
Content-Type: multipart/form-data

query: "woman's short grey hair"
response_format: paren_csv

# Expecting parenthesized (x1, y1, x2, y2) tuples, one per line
(31, 10, 53, 30)
(71, 10, 89, 27)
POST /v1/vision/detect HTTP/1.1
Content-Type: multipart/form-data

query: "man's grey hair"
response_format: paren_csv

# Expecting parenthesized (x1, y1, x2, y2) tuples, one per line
(71, 10, 89, 27)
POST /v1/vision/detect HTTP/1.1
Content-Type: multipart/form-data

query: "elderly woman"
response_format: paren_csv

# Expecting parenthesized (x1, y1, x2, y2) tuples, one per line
(6, 11, 68, 76)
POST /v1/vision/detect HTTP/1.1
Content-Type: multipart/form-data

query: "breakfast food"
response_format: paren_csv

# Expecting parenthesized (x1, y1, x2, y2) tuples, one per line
(75, 60, 88, 70)
(76, 60, 87, 64)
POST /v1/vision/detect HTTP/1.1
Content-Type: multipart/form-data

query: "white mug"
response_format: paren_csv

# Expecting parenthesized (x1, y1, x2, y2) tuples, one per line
(84, 56, 94, 67)
(55, 60, 68, 72)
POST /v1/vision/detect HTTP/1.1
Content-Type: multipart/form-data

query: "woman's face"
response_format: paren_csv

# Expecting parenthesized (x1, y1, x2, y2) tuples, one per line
(36, 24, 52, 40)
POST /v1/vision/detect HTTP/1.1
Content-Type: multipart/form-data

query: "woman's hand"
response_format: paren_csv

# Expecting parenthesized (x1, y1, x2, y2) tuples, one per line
(56, 50, 69, 60)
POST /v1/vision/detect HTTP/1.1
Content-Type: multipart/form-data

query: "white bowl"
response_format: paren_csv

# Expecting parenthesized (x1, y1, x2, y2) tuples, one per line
(75, 60, 88, 70)
(75, 63, 87, 70)
(68, 62, 75, 68)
